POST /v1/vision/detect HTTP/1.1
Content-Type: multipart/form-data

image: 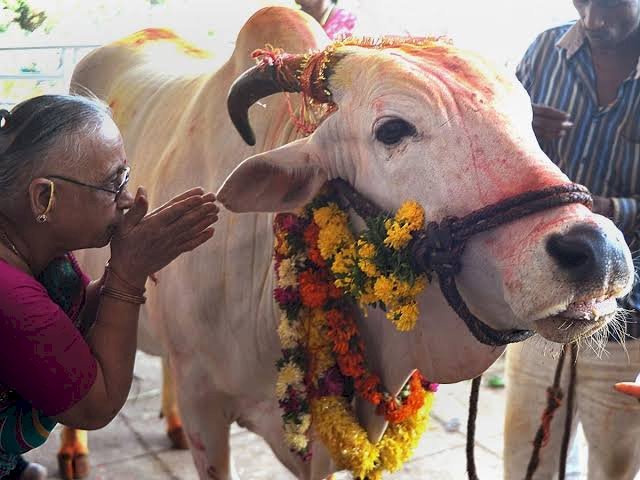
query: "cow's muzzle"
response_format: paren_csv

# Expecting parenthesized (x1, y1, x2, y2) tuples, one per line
(330, 179, 594, 346)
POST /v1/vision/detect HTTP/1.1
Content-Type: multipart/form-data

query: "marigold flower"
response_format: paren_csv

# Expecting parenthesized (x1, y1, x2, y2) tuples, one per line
(299, 270, 329, 308)
(285, 432, 309, 452)
(384, 219, 413, 250)
(388, 302, 419, 331)
(395, 201, 425, 231)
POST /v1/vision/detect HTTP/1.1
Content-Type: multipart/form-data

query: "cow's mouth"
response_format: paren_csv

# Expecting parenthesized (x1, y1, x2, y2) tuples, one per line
(533, 298, 617, 343)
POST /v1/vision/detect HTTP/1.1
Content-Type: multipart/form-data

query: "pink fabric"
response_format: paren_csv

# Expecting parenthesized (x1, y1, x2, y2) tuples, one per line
(323, 7, 357, 40)
(0, 259, 96, 416)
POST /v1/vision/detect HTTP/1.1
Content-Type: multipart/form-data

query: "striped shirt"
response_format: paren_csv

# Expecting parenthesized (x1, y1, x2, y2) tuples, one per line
(517, 21, 640, 339)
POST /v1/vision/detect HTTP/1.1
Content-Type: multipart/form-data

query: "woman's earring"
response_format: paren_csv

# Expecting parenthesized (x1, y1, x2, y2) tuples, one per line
(37, 180, 55, 225)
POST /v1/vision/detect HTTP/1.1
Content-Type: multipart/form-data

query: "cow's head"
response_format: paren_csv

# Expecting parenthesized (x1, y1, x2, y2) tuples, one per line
(219, 38, 633, 353)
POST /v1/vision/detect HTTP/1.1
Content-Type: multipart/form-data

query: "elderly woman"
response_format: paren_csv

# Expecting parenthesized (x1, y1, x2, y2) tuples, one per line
(0, 94, 218, 479)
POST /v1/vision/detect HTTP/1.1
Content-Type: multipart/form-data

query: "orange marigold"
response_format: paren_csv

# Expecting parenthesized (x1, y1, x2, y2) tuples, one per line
(299, 270, 329, 308)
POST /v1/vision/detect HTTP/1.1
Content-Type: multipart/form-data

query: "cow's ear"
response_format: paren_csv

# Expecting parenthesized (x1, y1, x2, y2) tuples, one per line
(217, 138, 327, 213)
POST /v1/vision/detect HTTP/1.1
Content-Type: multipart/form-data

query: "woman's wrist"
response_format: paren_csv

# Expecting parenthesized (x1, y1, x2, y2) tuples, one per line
(104, 259, 147, 292)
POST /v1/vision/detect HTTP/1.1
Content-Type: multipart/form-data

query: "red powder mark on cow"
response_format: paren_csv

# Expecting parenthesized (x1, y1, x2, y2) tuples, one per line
(115, 28, 210, 58)
(108, 99, 117, 113)
(188, 431, 206, 451)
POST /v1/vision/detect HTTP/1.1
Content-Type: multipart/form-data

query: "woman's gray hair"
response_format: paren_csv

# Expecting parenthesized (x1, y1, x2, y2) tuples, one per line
(0, 94, 113, 199)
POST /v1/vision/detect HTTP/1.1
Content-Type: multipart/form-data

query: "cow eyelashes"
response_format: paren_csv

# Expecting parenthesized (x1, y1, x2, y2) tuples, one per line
(374, 118, 417, 146)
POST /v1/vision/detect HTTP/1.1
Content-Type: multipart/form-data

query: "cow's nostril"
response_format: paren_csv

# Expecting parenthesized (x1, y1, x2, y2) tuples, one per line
(548, 239, 590, 269)
(546, 225, 605, 282)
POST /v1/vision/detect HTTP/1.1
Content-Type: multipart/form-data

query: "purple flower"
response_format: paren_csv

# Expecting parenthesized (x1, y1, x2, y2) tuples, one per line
(317, 367, 345, 397)
(422, 380, 439, 393)
(274, 287, 300, 306)
(275, 213, 303, 234)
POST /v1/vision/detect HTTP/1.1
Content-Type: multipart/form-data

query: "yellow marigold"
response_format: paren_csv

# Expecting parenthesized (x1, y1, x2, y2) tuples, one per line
(388, 302, 419, 331)
(358, 283, 378, 310)
(278, 362, 304, 388)
(410, 275, 428, 296)
(331, 243, 356, 275)
(306, 309, 331, 351)
(358, 258, 379, 278)
(357, 240, 376, 259)
(313, 203, 344, 229)
(284, 432, 309, 451)
(384, 219, 414, 250)
(299, 413, 312, 433)
(377, 392, 433, 472)
(318, 221, 353, 259)
(334, 277, 353, 292)
(373, 275, 396, 306)
(311, 397, 378, 479)
(276, 237, 291, 256)
(395, 201, 425, 231)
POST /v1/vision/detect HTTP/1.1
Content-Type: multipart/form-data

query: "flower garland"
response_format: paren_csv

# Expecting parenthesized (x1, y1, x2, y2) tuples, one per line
(273, 191, 438, 478)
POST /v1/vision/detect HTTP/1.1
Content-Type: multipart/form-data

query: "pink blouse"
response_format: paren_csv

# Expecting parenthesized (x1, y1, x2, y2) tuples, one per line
(323, 7, 357, 40)
(0, 259, 96, 416)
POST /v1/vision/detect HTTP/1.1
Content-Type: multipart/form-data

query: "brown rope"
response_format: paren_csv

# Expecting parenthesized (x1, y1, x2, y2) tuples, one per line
(525, 346, 567, 479)
(466, 376, 482, 480)
(558, 343, 578, 480)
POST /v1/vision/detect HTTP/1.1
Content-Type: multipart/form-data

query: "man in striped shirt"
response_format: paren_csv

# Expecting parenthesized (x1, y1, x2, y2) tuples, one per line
(504, 1, 640, 479)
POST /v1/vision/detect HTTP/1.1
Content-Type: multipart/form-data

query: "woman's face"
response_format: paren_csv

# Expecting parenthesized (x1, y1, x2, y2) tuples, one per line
(46, 118, 134, 250)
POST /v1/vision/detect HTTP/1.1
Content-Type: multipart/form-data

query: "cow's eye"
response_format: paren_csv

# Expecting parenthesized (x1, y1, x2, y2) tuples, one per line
(375, 118, 416, 145)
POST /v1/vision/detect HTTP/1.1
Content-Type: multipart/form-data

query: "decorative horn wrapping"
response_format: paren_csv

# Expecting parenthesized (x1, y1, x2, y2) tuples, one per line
(227, 53, 306, 146)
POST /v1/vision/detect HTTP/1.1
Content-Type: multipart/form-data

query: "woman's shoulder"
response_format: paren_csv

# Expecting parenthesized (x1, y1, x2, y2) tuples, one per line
(0, 259, 46, 295)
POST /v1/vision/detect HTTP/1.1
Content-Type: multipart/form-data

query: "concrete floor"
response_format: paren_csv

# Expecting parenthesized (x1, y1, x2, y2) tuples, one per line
(24, 351, 585, 480)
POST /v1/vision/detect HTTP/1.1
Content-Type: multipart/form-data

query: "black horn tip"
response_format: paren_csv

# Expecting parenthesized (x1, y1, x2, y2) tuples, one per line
(239, 125, 256, 146)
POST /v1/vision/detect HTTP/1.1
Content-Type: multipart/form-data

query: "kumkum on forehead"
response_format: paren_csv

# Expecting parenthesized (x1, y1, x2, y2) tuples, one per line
(394, 46, 501, 103)
(115, 28, 211, 59)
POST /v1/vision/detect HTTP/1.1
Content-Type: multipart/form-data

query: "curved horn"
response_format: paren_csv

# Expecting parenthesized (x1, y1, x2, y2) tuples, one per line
(227, 55, 305, 146)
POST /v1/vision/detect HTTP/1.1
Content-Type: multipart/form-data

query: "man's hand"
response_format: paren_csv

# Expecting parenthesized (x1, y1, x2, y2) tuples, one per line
(532, 104, 573, 141)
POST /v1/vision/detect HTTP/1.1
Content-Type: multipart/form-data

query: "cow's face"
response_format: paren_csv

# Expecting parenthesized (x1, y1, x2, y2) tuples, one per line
(219, 41, 634, 344)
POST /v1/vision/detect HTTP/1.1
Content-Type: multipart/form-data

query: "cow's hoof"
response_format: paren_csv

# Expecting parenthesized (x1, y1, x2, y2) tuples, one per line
(168, 426, 189, 450)
(57, 453, 89, 480)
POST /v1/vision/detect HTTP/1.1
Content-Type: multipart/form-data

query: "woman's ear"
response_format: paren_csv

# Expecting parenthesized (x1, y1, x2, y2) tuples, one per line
(28, 178, 55, 222)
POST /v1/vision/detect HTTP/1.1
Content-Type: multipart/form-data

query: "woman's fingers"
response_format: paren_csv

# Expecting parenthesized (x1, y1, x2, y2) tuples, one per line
(149, 187, 206, 215)
(614, 382, 640, 399)
(117, 188, 149, 237)
(162, 202, 218, 236)
(148, 188, 213, 218)
(173, 213, 218, 244)
(178, 227, 215, 253)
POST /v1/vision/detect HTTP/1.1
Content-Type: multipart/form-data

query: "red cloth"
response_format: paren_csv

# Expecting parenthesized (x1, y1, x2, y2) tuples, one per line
(323, 7, 357, 40)
(0, 260, 96, 416)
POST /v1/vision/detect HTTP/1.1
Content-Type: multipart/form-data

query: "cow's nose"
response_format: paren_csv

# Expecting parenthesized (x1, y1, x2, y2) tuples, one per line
(545, 224, 618, 284)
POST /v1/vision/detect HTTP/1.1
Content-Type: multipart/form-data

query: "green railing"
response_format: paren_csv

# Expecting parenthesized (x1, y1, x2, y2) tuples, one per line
(0, 43, 100, 108)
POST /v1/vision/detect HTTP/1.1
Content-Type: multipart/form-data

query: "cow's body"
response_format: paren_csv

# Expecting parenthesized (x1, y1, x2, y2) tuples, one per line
(69, 7, 634, 480)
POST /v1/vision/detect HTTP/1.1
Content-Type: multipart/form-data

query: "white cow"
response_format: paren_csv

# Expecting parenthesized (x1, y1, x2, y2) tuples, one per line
(67, 7, 633, 480)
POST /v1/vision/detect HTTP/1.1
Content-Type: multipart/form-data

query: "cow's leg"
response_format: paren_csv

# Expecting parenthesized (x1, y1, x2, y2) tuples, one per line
(171, 368, 238, 480)
(578, 341, 640, 480)
(503, 341, 579, 479)
(161, 356, 189, 449)
(57, 428, 89, 480)
(238, 400, 335, 480)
